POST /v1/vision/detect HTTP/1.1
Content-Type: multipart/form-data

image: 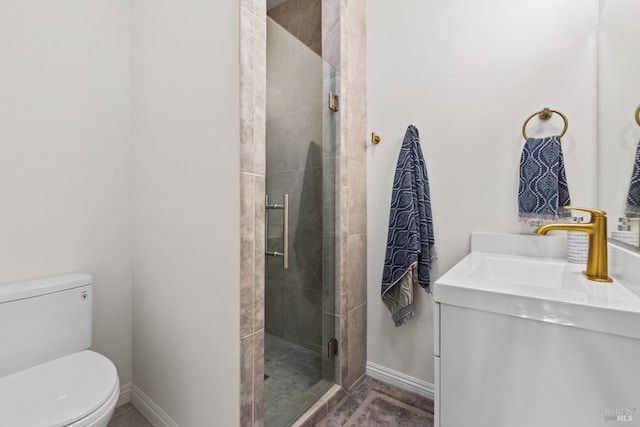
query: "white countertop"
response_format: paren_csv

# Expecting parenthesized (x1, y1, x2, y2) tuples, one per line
(433, 233, 640, 339)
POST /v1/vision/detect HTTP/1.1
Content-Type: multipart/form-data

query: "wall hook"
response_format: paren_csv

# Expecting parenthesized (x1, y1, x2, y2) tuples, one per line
(371, 132, 381, 144)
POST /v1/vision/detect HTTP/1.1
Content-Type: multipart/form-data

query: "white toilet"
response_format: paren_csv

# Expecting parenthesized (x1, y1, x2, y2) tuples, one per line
(0, 274, 120, 427)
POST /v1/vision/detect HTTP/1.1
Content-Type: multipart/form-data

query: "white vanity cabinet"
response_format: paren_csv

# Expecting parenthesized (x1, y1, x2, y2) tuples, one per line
(432, 233, 640, 427)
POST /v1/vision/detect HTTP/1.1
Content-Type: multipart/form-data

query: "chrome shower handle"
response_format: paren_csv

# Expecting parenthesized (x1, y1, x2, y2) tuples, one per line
(282, 194, 288, 269)
(265, 194, 289, 269)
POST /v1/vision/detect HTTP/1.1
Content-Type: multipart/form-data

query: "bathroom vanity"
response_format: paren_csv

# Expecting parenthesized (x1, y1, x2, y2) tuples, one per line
(433, 233, 640, 427)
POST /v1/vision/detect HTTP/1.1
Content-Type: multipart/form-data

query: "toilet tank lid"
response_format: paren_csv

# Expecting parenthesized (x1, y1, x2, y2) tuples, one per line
(0, 350, 118, 427)
(0, 273, 92, 304)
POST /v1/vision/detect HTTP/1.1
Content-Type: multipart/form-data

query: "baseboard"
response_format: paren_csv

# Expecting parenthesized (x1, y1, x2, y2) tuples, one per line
(116, 382, 132, 407)
(130, 383, 180, 427)
(366, 361, 435, 400)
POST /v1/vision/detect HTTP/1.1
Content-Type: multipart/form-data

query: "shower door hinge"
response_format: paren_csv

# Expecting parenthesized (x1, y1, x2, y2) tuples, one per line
(327, 338, 338, 359)
(328, 93, 339, 112)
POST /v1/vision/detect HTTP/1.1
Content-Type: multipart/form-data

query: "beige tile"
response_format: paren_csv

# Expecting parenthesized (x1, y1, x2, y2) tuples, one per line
(345, 0, 366, 91)
(241, 114, 255, 174)
(291, 398, 328, 427)
(337, 79, 348, 160)
(331, 314, 342, 383)
(322, 159, 337, 237)
(253, 331, 265, 426)
(324, 384, 348, 414)
(240, 335, 254, 427)
(338, 185, 349, 294)
(268, 0, 299, 38)
(240, 9, 256, 174)
(322, 77, 339, 159)
(309, 42, 322, 57)
(322, 312, 338, 379)
(347, 85, 366, 162)
(347, 159, 366, 234)
(338, 287, 348, 314)
(241, 173, 256, 338)
(339, 308, 348, 388)
(240, 0, 253, 14)
(254, 176, 266, 332)
(298, 0, 322, 54)
(339, 0, 349, 76)
(347, 303, 367, 388)
(255, 0, 267, 19)
(329, 77, 343, 162)
(348, 233, 367, 308)
(321, 0, 340, 69)
(254, 18, 267, 177)
(348, 0, 366, 30)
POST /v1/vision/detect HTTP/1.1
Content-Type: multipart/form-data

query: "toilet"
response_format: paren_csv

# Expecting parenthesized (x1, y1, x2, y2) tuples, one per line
(0, 274, 120, 427)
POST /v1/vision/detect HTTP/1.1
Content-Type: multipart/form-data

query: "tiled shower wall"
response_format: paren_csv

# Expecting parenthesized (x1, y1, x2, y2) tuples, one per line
(269, 0, 322, 56)
(264, 18, 325, 352)
(240, 0, 367, 424)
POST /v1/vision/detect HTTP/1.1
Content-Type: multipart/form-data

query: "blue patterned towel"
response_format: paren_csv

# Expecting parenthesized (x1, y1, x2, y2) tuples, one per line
(518, 135, 571, 225)
(381, 125, 436, 327)
(626, 138, 640, 217)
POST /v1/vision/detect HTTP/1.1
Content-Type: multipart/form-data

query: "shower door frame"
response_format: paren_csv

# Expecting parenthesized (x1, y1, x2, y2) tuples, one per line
(238, 0, 368, 425)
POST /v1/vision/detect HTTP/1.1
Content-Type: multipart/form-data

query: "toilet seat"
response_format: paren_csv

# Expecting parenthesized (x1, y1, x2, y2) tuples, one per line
(66, 377, 119, 427)
(0, 350, 119, 427)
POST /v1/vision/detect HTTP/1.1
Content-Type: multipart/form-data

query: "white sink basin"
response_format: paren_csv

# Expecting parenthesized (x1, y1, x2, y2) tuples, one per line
(477, 254, 568, 288)
(433, 233, 640, 427)
(434, 251, 640, 339)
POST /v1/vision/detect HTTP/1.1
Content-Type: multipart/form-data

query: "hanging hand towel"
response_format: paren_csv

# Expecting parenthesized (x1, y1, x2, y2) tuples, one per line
(625, 138, 640, 217)
(381, 125, 436, 327)
(518, 135, 571, 226)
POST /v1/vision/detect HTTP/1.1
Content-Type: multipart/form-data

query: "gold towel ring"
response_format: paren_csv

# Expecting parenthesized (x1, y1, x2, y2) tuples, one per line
(635, 104, 640, 126)
(522, 107, 568, 140)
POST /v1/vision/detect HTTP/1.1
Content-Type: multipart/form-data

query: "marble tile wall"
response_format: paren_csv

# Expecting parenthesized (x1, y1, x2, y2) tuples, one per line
(240, 0, 267, 425)
(240, 0, 366, 425)
(268, 0, 322, 56)
(335, 0, 367, 393)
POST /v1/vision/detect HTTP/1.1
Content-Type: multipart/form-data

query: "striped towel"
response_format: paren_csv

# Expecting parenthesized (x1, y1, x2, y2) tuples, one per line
(626, 138, 640, 217)
(381, 125, 436, 327)
(518, 135, 571, 225)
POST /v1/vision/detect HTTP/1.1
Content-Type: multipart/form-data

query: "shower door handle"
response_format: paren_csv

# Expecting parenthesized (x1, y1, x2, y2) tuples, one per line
(265, 194, 289, 269)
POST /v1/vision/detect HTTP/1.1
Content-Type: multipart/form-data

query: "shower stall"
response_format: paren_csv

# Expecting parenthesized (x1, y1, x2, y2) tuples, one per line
(264, 15, 338, 427)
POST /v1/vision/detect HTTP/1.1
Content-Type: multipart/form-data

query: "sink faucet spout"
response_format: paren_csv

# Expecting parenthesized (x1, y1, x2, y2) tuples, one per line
(534, 206, 612, 283)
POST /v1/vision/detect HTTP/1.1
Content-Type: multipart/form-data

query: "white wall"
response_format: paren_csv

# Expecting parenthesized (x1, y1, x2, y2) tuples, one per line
(0, 2, 241, 423)
(132, 1, 241, 425)
(367, 0, 599, 384)
(0, 1, 133, 387)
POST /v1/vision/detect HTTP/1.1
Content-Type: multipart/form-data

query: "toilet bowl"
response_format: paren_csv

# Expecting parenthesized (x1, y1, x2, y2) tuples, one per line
(0, 274, 120, 427)
(0, 351, 119, 427)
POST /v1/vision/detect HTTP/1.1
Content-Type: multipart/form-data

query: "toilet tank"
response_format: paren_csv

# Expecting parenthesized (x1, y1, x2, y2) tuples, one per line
(0, 273, 92, 378)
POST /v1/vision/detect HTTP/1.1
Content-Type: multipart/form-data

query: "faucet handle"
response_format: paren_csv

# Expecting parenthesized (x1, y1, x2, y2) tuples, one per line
(563, 206, 607, 219)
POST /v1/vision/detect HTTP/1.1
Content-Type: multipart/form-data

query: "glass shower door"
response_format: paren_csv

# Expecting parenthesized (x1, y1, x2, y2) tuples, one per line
(264, 16, 337, 427)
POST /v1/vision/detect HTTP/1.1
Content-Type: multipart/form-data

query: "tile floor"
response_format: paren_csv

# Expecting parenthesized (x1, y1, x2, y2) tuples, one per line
(108, 403, 152, 427)
(106, 376, 433, 427)
(318, 377, 434, 427)
(265, 333, 332, 426)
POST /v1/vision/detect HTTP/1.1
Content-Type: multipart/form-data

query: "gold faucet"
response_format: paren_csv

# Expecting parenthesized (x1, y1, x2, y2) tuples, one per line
(534, 206, 613, 283)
